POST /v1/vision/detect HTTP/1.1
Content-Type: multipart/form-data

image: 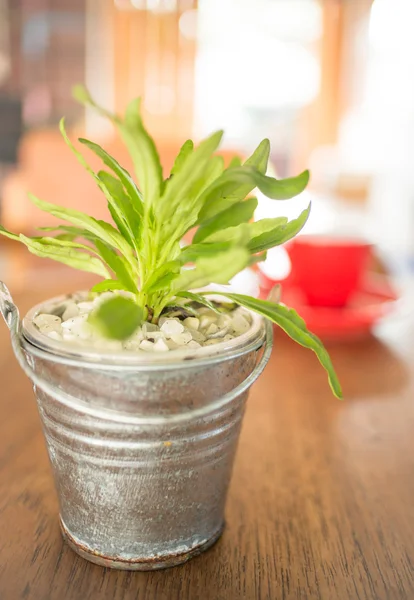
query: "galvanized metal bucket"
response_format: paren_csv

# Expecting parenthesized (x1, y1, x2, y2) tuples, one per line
(0, 282, 272, 570)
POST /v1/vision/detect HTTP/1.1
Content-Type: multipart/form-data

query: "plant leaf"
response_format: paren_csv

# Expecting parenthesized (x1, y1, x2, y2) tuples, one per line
(171, 140, 194, 176)
(172, 248, 250, 291)
(196, 139, 270, 222)
(28, 193, 133, 259)
(248, 204, 311, 254)
(193, 196, 258, 243)
(89, 296, 143, 340)
(143, 260, 181, 292)
(206, 291, 342, 399)
(159, 130, 223, 223)
(179, 240, 237, 264)
(97, 171, 141, 245)
(175, 291, 221, 313)
(91, 280, 128, 293)
(122, 98, 163, 205)
(198, 165, 309, 223)
(79, 138, 143, 215)
(94, 239, 138, 293)
(0, 225, 19, 241)
(19, 235, 110, 278)
(204, 217, 288, 245)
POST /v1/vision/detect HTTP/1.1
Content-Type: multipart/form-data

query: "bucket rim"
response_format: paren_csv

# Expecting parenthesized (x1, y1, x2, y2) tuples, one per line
(22, 291, 268, 372)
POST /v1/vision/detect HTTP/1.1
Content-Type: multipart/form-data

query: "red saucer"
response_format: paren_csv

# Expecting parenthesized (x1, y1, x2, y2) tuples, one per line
(259, 273, 398, 341)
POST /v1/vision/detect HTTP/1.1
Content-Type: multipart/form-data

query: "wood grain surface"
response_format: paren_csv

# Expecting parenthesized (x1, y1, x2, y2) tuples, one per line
(0, 286, 413, 600)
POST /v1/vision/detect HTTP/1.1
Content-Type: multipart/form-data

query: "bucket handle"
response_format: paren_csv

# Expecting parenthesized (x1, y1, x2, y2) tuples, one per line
(0, 282, 273, 425)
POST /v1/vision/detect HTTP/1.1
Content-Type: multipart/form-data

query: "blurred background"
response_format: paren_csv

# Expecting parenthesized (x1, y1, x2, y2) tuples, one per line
(0, 0, 411, 340)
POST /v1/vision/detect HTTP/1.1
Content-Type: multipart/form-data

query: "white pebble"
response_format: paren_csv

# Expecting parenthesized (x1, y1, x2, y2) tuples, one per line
(62, 303, 80, 321)
(153, 338, 169, 352)
(143, 322, 159, 334)
(218, 314, 232, 328)
(160, 319, 184, 337)
(231, 313, 250, 334)
(46, 331, 63, 341)
(170, 331, 192, 346)
(189, 329, 206, 343)
(39, 324, 62, 336)
(187, 340, 201, 349)
(166, 339, 179, 350)
(34, 313, 62, 329)
(199, 314, 216, 329)
(183, 317, 200, 331)
(123, 340, 141, 351)
(61, 315, 88, 331)
(139, 340, 155, 352)
(205, 323, 218, 336)
(77, 301, 94, 315)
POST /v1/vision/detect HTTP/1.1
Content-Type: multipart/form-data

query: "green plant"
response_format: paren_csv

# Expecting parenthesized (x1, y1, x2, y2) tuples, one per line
(0, 86, 342, 398)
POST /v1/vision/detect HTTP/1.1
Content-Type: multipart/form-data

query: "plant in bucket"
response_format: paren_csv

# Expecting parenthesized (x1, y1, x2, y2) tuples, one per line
(0, 86, 342, 571)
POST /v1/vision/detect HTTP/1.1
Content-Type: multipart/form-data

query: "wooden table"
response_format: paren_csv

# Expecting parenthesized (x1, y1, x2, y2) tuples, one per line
(0, 286, 413, 600)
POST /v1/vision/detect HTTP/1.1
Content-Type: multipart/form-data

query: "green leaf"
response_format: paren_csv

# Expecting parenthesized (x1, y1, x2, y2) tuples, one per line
(204, 217, 287, 245)
(94, 239, 138, 293)
(91, 280, 128, 293)
(19, 235, 110, 278)
(208, 291, 342, 399)
(79, 138, 143, 215)
(122, 98, 163, 205)
(159, 130, 224, 223)
(228, 155, 242, 168)
(97, 171, 141, 244)
(179, 240, 237, 264)
(171, 140, 194, 176)
(173, 247, 250, 291)
(193, 196, 258, 243)
(0, 225, 19, 241)
(175, 291, 221, 313)
(197, 139, 270, 222)
(248, 204, 311, 254)
(198, 164, 309, 223)
(143, 260, 181, 292)
(72, 85, 121, 124)
(89, 296, 144, 340)
(28, 193, 133, 260)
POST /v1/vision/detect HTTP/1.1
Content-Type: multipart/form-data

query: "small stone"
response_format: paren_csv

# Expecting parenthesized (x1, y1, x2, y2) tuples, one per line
(62, 303, 80, 321)
(77, 301, 94, 315)
(123, 339, 141, 351)
(170, 330, 192, 346)
(188, 329, 206, 343)
(153, 338, 169, 352)
(166, 339, 180, 350)
(143, 322, 159, 334)
(187, 340, 201, 349)
(146, 331, 166, 341)
(199, 314, 217, 329)
(183, 317, 200, 331)
(139, 340, 155, 352)
(205, 323, 218, 336)
(218, 314, 232, 328)
(46, 331, 63, 341)
(61, 315, 88, 331)
(223, 334, 235, 342)
(231, 313, 250, 334)
(160, 319, 184, 337)
(34, 313, 62, 329)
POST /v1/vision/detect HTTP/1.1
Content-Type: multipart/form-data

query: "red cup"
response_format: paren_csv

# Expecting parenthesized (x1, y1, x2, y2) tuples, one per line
(286, 236, 372, 307)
